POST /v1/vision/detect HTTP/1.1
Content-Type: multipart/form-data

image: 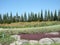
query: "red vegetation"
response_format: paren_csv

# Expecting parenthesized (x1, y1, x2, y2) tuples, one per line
(20, 32, 60, 40)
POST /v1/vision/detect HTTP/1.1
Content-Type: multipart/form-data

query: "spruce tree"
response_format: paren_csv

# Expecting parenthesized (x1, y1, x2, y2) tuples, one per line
(16, 13, 19, 22)
(50, 11, 54, 21)
(54, 10, 58, 21)
(38, 12, 41, 21)
(31, 12, 35, 21)
(24, 12, 27, 22)
(34, 13, 38, 21)
(3, 14, 7, 23)
(47, 10, 51, 21)
(12, 16, 16, 22)
(20, 14, 24, 22)
(0, 14, 3, 24)
(10, 12, 13, 23)
(6, 13, 11, 24)
(40, 10, 43, 21)
(58, 10, 60, 21)
(28, 13, 31, 22)
(44, 10, 48, 21)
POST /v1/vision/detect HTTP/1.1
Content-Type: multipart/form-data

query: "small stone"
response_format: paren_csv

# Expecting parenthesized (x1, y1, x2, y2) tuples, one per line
(29, 40, 38, 45)
(39, 38, 54, 45)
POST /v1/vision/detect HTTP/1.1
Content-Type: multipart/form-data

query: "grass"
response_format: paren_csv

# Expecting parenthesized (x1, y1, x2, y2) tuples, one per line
(0, 24, 60, 34)
(16, 43, 60, 45)
(0, 21, 60, 28)
(0, 33, 15, 45)
(14, 42, 60, 45)
(0, 21, 60, 45)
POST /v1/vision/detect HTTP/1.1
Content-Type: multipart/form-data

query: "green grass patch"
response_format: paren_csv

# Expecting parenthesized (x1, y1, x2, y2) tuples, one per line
(0, 25, 60, 34)
(0, 21, 60, 28)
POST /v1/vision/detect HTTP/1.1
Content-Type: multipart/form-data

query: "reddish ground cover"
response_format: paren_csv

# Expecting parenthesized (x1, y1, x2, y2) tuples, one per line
(20, 32, 60, 40)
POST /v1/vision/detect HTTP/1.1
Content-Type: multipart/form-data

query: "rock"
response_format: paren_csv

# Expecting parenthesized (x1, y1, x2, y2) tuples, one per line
(10, 41, 23, 45)
(45, 32, 59, 35)
(10, 42, 16, 45)
(29, 40, 38, 45)
(20, 40, 29, 45)
(39, 38, 54, 45)
(20, 40, 29, 43)
(10, 40, 29, 45)
(51, 38, 60, 43)
(15, 41, 23, 45)
(0, 44, 2, 45)
(11, 35, 20, 41)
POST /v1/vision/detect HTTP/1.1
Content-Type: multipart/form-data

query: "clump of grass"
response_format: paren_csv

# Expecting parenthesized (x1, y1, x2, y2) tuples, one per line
(0, 33, 15, 45)
(0, 25, 60, 34)
(0, 21, 60, 28)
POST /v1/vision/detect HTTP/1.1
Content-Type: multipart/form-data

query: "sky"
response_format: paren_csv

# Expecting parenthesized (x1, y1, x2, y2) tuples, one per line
(0, 0, 60, 15)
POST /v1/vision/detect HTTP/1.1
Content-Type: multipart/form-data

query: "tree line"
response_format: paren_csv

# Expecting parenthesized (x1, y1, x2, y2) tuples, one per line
(0, 10, 60, 24)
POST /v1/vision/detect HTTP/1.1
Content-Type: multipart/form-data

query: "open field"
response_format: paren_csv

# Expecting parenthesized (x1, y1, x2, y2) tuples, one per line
(0, 24, 60, 34)
(0, 21, 60, 28)
(0, 21, 60, 45)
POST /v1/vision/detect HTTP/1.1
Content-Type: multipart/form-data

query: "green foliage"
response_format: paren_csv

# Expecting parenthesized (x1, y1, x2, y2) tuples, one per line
(47, 10, 51, 21)
(58, 10, 60, 21)
(20, 14, 24, 22)
(0, 10, 60, 24)
(0, 37, 15, 45)
(50, 11, 54, 21)
(34, 13, 38, 21)
(0, 25, 60, 34)
(38, 12, 41, 21)
(24, 12, 27, 22)
(0, 21, 60, 28)
(10, 12, 13, 22)
(16, 42, 60, 45)
(0, 33, 15, 45)
(44, 10, 48, 21)
(54, 10, 58, 21)
(28, 13, 31, 22)
(0, 14, 3, 24)
(15, 13, 20, 22)
(40, 10, 43, 21)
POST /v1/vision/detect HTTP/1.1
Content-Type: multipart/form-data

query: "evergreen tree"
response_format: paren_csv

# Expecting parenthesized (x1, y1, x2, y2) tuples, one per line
(0, 10, 60, 23)
(12, 16, 16, 22)
(44, 10, 48, 21)
(3, 13, 8, 23)
(28, 13, 31, 22)
(47, 10, 51, 21)
(40, 10, 43, 21)
(58, 10, 60, 21)
(16, 13, 19, 22)
(20, 14, 24, 22)
(38, 12, 41, 21)
(24, 12, 27, 22)
(10, 12, 13, 23)
(50, 11, 54, 21)
(0, 14, 3, 24)
(6, 13, 11, 24)
(31, 12, 35, 21)
(34, 13, 38, 21)
(18, 16, 20, 22)
(54, 10, 58, 21)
